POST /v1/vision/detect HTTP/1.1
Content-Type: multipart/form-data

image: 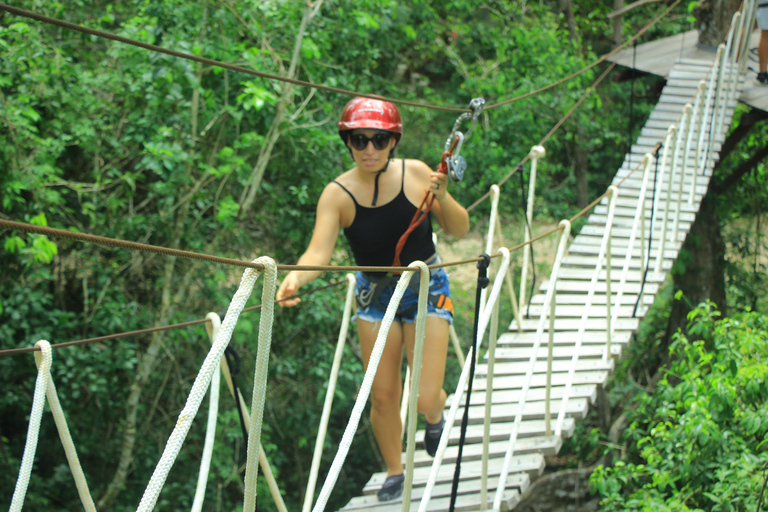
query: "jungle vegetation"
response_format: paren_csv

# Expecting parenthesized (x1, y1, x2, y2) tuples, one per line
(1, 0, 766, 510)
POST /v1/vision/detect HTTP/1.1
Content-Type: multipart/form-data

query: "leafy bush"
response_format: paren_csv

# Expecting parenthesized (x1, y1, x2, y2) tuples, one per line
(591, 303, 768, 511)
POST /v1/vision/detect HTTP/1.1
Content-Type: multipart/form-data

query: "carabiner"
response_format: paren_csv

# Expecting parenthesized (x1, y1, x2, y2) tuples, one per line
(445, 97, 484, 182)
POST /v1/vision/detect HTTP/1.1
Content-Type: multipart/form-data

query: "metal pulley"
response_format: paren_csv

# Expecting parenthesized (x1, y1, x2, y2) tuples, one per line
(444, 97, 484, 182)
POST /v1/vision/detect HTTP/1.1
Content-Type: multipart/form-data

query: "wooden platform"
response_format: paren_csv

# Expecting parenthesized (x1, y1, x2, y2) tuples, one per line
(338, 57, 745, 512)
(607, 28, 768, 112)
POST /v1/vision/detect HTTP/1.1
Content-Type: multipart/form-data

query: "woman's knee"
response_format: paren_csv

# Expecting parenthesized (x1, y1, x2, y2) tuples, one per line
(416, 388, 443, 415)
(370, 385, 401, 413)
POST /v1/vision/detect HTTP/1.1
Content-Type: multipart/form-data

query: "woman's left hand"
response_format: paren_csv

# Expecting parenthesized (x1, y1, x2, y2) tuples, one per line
(430, 172, 449, 201)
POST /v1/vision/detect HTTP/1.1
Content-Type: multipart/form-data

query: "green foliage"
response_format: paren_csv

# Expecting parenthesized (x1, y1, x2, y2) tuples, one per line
(0, 0, 757, 510)
(591, 305, 768, 511)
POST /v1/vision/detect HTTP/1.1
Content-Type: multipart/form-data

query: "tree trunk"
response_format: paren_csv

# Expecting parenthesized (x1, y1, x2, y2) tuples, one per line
(560, 0, 579, 45)
(694, 0, 741, 50)
(573, 127, 589, 209)
(238, 0, 325, 217)
(666, 191, 727, 339)
(613, 0, 624, 48)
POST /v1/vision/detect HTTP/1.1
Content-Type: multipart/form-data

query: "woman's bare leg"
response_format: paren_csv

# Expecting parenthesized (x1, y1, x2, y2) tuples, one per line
(403, 316, 450, 423)
(357, 318, 405, 476)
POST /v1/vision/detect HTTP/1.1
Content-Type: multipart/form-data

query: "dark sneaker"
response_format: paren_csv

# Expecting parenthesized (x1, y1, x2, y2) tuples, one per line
(377, 473, 404, 502)
(757, 72, 768, 85)
(424, 414, 444, 457)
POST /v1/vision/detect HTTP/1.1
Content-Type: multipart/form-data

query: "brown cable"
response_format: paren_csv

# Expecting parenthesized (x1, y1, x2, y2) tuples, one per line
(0, 3, 469, 114)
(0, 280, 346, 356)
(0, 0, 680, 114)
(483, 0, 682, 110)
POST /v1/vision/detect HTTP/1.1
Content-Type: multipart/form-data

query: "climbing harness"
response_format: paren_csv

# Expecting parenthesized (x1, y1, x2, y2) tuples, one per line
(449, 254, 490, 512)
(357, 255, 454, 318)
(392, 97, 484, 267)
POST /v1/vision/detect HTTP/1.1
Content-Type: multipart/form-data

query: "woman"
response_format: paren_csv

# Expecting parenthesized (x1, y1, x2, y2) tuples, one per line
(276, 96, 469, 501)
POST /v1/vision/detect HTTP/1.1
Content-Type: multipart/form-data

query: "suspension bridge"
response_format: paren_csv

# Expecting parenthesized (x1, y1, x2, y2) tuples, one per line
(338, 14, 754, 510)
(3, 1, 765, 512)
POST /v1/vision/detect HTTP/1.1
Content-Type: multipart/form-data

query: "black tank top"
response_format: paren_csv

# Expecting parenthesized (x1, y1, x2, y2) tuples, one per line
(333, 160, 436, 268)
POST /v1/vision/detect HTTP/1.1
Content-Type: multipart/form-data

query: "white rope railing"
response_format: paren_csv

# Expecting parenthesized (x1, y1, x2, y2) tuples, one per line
(688, 80, 706, 204)
(10, 341, 52, 512)
(654, 126, 677, 273)
(136, 256, 277, 512)
(190, 313, 222, 512)
(10, 340, 98, 512)
(303, 274, 357, 512)
(10, 7, 758, 510)
(555, 186, 619, 438)
(417, 249, 511, 512)
(242, 258, 279, 512)
(492, 220, 571, 512)
(480, 248, 510, 506)
(401, 262, 431, 511)
(216, 328, 287, 512)
(518, 146, 545, 308)
(311, 262, 428, 512)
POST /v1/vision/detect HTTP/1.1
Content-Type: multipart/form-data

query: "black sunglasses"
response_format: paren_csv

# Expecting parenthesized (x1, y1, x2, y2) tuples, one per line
(348, 132, 393, 151)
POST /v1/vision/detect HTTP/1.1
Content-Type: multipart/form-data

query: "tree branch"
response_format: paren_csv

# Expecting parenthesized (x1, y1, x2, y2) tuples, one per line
(713, 144, 768, 194)
(238, 0, 326, 217)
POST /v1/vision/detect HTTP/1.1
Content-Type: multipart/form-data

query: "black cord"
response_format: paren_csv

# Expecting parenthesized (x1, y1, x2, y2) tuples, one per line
(633, 147, 661, 317)
(223, 346, 249, 441)
(517, 166, 537, 318)
(449, 254, 490, 512)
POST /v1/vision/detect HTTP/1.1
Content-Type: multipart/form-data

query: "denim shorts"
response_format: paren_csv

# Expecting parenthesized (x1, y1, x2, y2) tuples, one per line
(758, 5, 768, 30)
(354, 267, 454, 324)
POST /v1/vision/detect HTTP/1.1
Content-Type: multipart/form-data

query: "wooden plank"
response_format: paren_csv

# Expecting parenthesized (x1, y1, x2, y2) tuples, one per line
(345, 478, 522, 512)
(447, 384, 598, 405)
(592, 204, 696, 221)
(527, 290, 656, 305)
(407, 437, 562, 468)
(477, 359, 613, 377)
(492, 346, 618, 363)
(470, 371, 610, 392)
(497, 330, 631, 345)
(561, 254, 672, 271)
(572, 234, 683, 250)
(363, 456, 542, 494)
(440, 418, 576, 444)
(523, 303, 639, 319)
(451, 399, 590, 424)
(555, 267, 666, 283)
(567, 243, 679, 262)
(579, 224, 693, 241)
(510, 315, 640, 332)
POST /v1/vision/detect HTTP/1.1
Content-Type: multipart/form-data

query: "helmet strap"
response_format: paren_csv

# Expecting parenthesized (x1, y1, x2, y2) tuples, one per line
(371, 156, 392, 206)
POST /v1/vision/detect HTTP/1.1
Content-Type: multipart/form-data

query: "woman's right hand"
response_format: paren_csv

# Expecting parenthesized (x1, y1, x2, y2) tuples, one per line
(276, 273, 302, 307)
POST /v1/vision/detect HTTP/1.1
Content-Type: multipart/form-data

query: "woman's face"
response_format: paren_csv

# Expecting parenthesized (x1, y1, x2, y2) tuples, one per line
(349, 129, 396, 172)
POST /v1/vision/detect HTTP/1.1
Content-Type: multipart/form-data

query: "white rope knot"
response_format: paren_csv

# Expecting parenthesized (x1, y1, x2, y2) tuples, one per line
(529, 145, 546, 159)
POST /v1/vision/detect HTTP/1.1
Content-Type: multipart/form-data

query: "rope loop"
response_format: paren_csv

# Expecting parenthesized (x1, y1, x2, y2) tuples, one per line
(10, 341, 52, 512)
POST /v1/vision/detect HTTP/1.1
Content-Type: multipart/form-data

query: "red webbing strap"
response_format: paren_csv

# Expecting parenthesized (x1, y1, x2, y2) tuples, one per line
(391, 138, 459, 267)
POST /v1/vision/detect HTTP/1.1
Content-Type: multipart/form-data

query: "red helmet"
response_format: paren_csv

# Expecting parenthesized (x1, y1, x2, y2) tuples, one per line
(338, 96, 402, 145)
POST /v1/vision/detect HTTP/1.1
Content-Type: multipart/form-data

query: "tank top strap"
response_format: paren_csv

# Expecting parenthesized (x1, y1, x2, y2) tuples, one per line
(401, 159, 406, 192)
(332, 180, 359, 207)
